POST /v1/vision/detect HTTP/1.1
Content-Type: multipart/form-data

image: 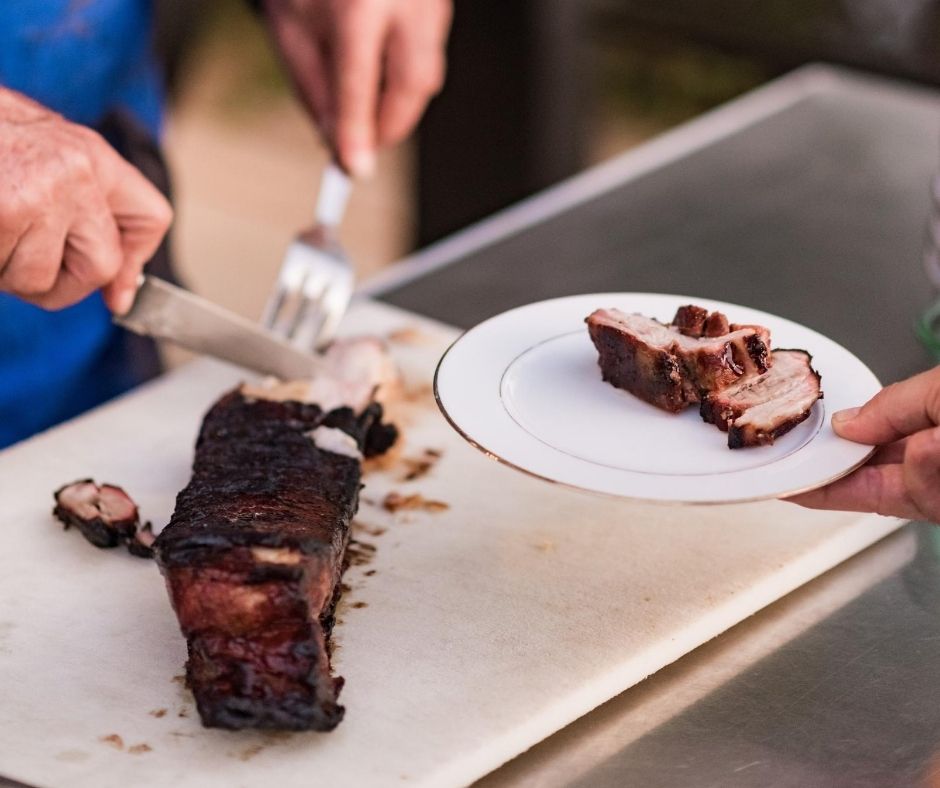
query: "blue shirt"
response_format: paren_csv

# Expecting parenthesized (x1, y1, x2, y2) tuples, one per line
(0, 1, 163, 448)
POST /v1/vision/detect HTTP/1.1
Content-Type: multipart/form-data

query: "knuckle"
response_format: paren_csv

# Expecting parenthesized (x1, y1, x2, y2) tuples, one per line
(428, 63, 446, 94)
(922, 501, 940, 525)
(867, 384, 893, 411)
(59, 137, 96, 180)
(153, 195, 174, 231)
(860, 466, 891, 517)
(926, 379, 940, 425)
(902, 433, 940, 522)
(905, 430, 936, 466)
(402, 60, 444, 96)
(9, 265, 57, 296)
(30, 290, 78, 311)
(94, 251, 123, 282)
(909, 486, 940, 524)
(418, 64, 445, 94)
(337, 0, 371, 27)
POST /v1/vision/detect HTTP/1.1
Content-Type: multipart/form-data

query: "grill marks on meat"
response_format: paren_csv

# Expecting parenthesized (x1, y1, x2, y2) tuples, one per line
(53, 480, 140, 548)
(585, 307, 771, 412)
(701, 350, 822, 448)
(586, 305, 822, 449)
(154, 391, 397, 731)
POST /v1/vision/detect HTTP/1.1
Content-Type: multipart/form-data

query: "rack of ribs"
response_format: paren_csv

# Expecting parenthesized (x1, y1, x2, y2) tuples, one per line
(154, 383, 396, 731)
(585, 306, 771, 412)
(700, 349, 822, 448)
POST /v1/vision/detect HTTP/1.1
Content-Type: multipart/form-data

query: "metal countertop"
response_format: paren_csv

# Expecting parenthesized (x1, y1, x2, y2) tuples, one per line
(367, 65, 940, 786)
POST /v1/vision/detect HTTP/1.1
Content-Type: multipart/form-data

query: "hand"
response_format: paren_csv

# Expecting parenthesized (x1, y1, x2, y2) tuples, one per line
(788, 366, 940, 522)
(0, 88, 173, 314)
(262, 0, 452, 178)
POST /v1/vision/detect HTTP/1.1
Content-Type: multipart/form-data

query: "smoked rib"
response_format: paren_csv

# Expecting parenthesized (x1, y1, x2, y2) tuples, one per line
(154, 390, 395, 731)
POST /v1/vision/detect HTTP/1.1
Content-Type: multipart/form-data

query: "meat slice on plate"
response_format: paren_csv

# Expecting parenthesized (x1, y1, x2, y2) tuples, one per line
(53, 480, 140, 548)
(700, 349, 822, 448)
(585, 307, 772, 412)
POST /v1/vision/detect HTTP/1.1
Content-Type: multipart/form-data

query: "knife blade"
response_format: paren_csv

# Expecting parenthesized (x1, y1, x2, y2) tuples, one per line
(115, 276, 326, 380)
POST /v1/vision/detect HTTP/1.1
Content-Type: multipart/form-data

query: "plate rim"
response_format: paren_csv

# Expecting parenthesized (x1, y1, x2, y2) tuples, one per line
(433, 292, 879, 505)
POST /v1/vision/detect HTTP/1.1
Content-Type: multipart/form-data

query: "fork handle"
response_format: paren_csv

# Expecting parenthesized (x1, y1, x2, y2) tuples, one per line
(315, 162, 352, 228)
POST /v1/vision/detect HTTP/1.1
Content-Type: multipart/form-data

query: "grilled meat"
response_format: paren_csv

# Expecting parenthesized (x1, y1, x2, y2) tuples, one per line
(240, 337, 400, 414)
(586, 307, 772, 412)
(53, 480, 140, 549)
(700, 349, 822, 448)
(154, 390, 397, 731)
(672, 304, 710, 337)
(127, 522, 156, 558)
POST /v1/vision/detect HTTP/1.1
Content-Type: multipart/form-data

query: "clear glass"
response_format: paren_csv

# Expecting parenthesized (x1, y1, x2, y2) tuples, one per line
(917, 172, 940, 360)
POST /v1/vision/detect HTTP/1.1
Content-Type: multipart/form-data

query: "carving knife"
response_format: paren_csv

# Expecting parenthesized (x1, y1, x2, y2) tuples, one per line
(115, 275, 326, 380)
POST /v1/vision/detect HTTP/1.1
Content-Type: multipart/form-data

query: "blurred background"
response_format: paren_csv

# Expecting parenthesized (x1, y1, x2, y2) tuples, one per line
(158, 0, 940, 322)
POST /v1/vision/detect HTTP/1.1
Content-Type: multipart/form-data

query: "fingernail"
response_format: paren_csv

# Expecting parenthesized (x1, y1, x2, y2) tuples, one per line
(832, 407, 861, 425)
(113, 288, 135, 316)
(347, 148, 376, 180)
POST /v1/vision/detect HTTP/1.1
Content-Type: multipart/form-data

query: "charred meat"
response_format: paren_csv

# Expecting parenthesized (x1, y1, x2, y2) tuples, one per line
(585, 307, 772, 412)
(127, 522, 156, 558)
(586, 305, 822, 449)
(53, 480, 140, 549)
(153, 390, 397, 732)
(700, 349, 822, 448)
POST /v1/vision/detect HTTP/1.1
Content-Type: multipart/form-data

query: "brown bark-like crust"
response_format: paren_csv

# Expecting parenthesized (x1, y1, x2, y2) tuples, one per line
(672, 304, 709, 337)
(701, 349, 823, 448)
(154, 390, 397, 731)
(585, 308, 772, 413)
(587, 317, 690, 412)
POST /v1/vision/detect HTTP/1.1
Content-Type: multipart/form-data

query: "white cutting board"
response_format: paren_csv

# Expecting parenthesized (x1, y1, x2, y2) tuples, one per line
(0, 300, 901, 788)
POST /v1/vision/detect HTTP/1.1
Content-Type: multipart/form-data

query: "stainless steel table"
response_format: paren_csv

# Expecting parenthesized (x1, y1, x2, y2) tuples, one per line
(366, 65, 940, 786)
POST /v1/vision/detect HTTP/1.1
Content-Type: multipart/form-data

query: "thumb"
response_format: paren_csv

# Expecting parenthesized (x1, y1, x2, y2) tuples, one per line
(831, 367, 940, 445)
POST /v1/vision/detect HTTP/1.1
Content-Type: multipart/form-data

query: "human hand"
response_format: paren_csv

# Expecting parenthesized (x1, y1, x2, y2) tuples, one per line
(262, 0, 452, 178)
(0, 88, 173, 314)
(788, 366, 940, 522)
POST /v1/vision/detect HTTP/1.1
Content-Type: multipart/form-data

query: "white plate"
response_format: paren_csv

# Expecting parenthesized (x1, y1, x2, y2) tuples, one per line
(434, 293, 881, 504)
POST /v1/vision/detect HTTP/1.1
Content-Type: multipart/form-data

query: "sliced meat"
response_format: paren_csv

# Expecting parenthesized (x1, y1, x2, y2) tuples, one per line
(700, 349, 822, 448)
(586, 308, 772, 412)
(241, 337, 401, 414)
(672, 304, 709, 337)
(672, 305, 732, 338)
(53, 480, 140, 548)
(153, 390, 397, 731)
(703, 311, 731, 337)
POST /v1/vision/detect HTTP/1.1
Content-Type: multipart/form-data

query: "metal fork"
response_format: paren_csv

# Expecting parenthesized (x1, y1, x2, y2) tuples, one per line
(262, 162, 354, 351)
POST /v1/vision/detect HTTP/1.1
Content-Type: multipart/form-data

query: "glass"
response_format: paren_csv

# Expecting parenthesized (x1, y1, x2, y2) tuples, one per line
(917, 171, 940, 359)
